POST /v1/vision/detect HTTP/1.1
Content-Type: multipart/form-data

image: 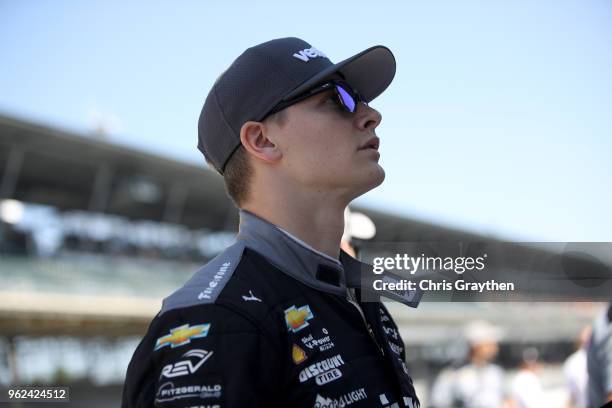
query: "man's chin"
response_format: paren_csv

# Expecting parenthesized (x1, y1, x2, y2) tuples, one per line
(370, 164, 386, 186)
(353, 165, 385, 196)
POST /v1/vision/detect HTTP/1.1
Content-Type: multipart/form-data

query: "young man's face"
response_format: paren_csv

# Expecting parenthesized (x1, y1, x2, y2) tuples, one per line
(271, 81, 385, 198)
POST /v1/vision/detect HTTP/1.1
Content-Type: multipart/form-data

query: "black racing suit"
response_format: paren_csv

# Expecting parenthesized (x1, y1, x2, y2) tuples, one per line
(122, 210, 420, 408)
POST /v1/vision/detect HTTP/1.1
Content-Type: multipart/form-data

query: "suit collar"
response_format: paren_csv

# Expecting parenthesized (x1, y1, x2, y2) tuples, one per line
(237, 209, 364, 296)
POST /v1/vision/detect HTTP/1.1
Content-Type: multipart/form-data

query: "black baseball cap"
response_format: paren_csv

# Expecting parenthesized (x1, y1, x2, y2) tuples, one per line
(198, 37, 396, 175)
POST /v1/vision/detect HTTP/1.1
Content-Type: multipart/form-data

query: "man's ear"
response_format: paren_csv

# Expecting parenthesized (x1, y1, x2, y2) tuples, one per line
(239, 121, 282, 165)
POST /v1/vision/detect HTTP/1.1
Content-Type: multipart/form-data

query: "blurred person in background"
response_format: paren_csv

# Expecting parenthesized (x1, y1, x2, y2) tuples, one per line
(564, 326, 591, 408)
(429, 320, 506, 408)
(506, 347, 544, 408)
(122, 37, 421, 407)
(587, 303, 612, 407)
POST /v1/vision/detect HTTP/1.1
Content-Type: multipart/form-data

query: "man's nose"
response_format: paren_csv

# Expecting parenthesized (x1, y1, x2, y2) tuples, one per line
(354, 102, 382, 131)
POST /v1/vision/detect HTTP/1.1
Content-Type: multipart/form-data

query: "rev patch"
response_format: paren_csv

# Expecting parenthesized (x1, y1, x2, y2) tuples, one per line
(160, 349, 213, 379)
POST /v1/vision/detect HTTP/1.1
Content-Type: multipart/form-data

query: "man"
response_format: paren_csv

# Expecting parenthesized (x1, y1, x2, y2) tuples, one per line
(507, 348, 544, 408)
(429, 321, 505, 408)
(563, 326, 591, 408)
(587, 303, 612, 407)
(122, 37, 420, 408)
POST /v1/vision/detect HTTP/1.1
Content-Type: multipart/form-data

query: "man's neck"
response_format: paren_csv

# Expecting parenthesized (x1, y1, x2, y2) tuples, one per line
(241, 188, 348, 259)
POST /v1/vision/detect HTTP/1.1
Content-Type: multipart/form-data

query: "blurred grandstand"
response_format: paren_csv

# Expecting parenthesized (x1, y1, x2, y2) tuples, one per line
(0, 113, 604, 407)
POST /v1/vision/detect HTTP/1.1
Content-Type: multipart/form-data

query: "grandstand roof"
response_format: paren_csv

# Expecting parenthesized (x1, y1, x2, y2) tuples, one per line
(0, 112, 501, 242)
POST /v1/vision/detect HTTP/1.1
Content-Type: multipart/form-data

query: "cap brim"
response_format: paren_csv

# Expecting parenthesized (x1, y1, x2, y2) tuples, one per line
(282, 45, 396, 103)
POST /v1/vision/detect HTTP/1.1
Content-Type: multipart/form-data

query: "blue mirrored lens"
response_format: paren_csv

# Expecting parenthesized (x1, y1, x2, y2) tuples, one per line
(336, 84, 356, 112)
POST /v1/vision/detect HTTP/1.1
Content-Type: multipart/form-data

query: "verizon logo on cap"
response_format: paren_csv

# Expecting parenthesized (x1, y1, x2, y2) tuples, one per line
(292, 47, 327, 62)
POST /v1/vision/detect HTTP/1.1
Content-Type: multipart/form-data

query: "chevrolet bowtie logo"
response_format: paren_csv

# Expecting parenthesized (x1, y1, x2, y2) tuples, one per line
(285, 305, 314, 333)
(154, 323, 210, 351)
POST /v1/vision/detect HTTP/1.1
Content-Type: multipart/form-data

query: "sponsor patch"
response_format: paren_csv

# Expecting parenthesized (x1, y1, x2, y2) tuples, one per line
(155, 381, 222, 403)
(403, 396, 421, 408)
(155, 323, 210, 351)
(285, 305, 314, 333)
(160, 349, 213, 379)
(197, 261, 231, 301)
(388, 341, 404, 356)
(242, 289, 262, 302)
(292, 46, 327, 62)
(313, 388, 367, 407)
(183, 405, 220, 408)
(382, 325, 399, 341)
(301, 329, 335, 352)
(400, 359, 410, 375)
(299, 354, 345, 384)
(292, 343, 308, 365)
(315, 368, 342, 386)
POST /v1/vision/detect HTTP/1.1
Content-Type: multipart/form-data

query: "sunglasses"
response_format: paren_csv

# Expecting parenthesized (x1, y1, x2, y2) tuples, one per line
(264, 80, 366, 118)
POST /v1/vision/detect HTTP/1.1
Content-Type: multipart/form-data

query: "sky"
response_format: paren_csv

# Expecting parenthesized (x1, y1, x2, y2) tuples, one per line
(1, 0, 611, 242)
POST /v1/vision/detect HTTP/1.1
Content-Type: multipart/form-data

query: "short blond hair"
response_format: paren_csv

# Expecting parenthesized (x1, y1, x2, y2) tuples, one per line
(222, 109, 287, 206)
